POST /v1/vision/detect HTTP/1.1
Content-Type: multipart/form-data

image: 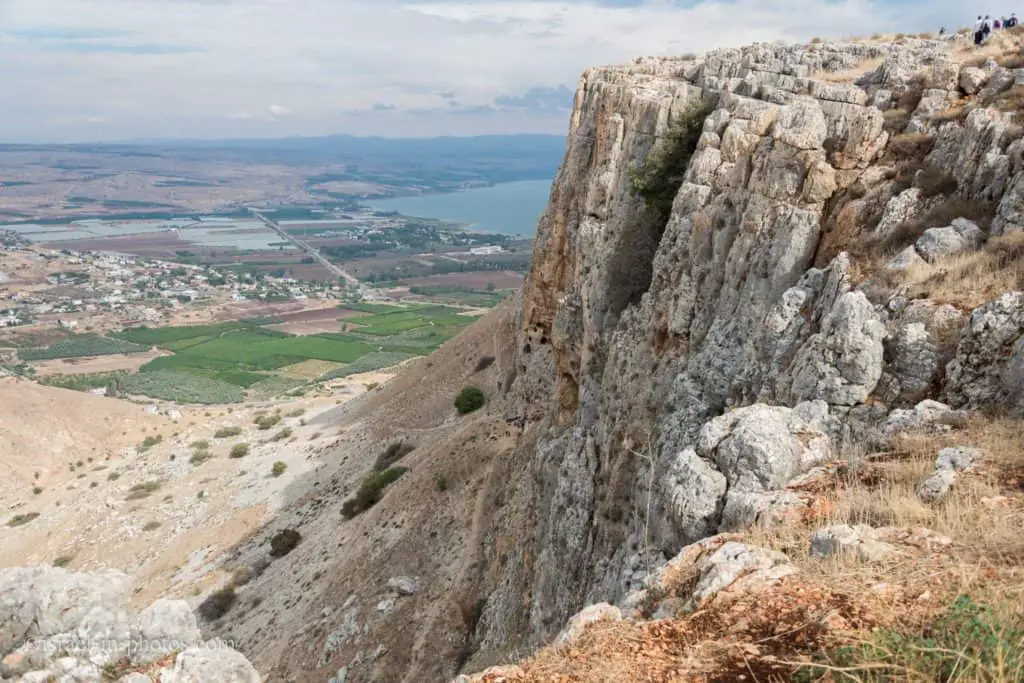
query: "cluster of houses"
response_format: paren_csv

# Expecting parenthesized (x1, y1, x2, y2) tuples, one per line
(0, 243, 358, 331)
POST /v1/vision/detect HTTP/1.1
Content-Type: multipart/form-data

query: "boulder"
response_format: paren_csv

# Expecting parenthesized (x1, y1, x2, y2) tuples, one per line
(554, 604, 621, 646)
(789, 291, 887, 405)
(945, 292, 1024, 411)
(0, 566, 132, 656)
(810, 524, 898, 562)
(688, 542, 796, 608)
(133, 599, 201, 662)
(886, 323, 939, 403)
(918, 446, 984, 502)
(960, 66, 989, 95)
(885, 245, 928, 271)
(665, 448, 727, 541)
(881, 399, 969, 437)
(914, 219, 985, 262)
(158, 647, 261, 683)
(386, 576, 419, 596)
(697, 402, 831, 494)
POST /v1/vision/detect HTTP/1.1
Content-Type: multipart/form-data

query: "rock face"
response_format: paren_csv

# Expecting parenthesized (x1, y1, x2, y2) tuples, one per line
(473, 34, 1024, 658)
(0, 567, 259, 682)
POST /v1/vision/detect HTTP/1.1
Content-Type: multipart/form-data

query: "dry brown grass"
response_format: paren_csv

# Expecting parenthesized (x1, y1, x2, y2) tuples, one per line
(887, 132, 935, 161)
(477, 414, 1024, 683)
(897, 231, 1024, 310)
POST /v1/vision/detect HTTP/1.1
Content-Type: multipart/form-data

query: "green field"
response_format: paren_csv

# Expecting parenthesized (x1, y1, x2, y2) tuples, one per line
(43, 303, 478, 404)
(18, 335, 148, 361)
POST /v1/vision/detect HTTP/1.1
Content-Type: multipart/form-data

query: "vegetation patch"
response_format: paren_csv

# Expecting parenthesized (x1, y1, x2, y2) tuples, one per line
(137, 434, 163, 453)
(18, 335, 147, 361)
(198, 586, 237, 621)
(271, 461, 287, 477)
(795, 595, 1024, 682)
(341, 467, 408, 519)
(7, 512, 39, 527)
(119, 369, 245, 404)
(629, 100, 716, 224)
(319, 352, 416, 380)
(125, 481, 162, 500)
(229, 443, 250, 459)
(374, 441, 415, 471)
(214, 426, 243, 438)
(455, 386, 486, 415)
(269, 528, 302, 557)
(254, 413, 282, 430)
(52, 555, 74, 568)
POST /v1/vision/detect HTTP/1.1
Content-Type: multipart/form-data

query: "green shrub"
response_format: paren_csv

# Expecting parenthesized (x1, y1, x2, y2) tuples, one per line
(137, 434, 163, 453)
(52, 555, 74, 568)
(189, 450, 212, 465)
(435, 475, 449, 492)
(214, 426, 242, 438)
(125, 481, 162, 500)
(7, 512, 39, 527)
(271, 461, 287, 477)
(254, 414, 281, 430)
(454, 387, 485, 415)
(229, 443, 250, 459)
(341, 467, 408, 519)
(142, 521, 161, 531)
(191, 439, 210, 450)
(198, 586, 237, 621)
(795, 595, 1024, 682)
(269, 427, 292, 443)
(107, 472, 120, 481)
(374, 441, 415, 471)
(269, 528, 301, 557)
(32, 486, 42, 495)
(628, 99, 716, 224)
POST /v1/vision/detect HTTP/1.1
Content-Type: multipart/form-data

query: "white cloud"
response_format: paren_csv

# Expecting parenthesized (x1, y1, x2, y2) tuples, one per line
(268, 104, 295, 118)
(0, 0, 967, 141)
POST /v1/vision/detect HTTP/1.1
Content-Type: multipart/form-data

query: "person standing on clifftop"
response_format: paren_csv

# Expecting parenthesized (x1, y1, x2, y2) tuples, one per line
(1009, 12, 1019, 27)
(975, 15, 986, 44)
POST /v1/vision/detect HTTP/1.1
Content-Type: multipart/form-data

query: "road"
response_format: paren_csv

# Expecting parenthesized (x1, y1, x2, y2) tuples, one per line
(249, 209, 360, 285)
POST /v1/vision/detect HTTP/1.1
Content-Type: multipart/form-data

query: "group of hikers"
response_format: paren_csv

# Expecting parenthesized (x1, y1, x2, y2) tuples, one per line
(974, 13, 1019, 44)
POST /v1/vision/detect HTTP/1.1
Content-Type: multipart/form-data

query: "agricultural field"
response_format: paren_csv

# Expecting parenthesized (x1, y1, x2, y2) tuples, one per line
(31, 302, 480, 404)
(16, 334, 149, 361)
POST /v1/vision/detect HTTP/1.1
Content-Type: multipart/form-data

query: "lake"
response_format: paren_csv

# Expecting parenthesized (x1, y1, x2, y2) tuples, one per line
(368, 178, 553, 236)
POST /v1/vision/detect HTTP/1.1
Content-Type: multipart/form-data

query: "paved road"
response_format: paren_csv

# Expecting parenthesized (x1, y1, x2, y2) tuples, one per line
(249, 209, 361, 284)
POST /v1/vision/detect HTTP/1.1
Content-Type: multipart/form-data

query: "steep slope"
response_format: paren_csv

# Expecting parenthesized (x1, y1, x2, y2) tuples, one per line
(159, 31, 1024, 683)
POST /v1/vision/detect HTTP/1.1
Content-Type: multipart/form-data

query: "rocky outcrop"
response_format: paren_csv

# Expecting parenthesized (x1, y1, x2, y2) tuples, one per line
(945, 292, 1024, 413)
(0, 567, 259, 682)
(476, 34, 1024, 656)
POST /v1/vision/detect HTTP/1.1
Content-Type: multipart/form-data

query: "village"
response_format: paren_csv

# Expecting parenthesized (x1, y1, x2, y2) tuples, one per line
(0, 229, 363, 337)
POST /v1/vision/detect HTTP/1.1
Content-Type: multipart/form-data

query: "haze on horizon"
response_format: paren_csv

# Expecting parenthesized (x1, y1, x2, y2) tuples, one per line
(1, 0, 969, 143)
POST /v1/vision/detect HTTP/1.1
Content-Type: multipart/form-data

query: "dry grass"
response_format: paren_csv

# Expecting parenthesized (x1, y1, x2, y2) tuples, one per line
(895, 231, 1024, 310)
(477, 415, 1024, 683)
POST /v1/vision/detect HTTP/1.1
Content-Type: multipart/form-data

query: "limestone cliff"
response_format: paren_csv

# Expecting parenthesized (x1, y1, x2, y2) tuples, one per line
(472, 31, 1024, 661)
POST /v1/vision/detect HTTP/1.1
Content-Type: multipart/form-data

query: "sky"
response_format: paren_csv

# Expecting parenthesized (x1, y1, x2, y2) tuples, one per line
(0, 0, 968, 142)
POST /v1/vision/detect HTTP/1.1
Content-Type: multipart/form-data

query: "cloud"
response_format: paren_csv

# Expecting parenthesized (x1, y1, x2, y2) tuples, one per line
(495, 85, 574, 111)
(0, 0, 969, 142)
(268, 104, 295, 119)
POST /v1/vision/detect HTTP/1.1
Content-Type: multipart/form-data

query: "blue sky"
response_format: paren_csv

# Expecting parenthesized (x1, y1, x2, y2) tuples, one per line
(0, 0, 967, 142)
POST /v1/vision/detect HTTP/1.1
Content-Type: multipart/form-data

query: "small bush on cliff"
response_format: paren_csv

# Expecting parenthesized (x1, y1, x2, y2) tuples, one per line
(455, 387, 485, 415)
(269, 528, 301, 557)
(341, 467, 408, 519)
(198, 586, 237, 621)
(229, 443, 250, 459)
(374, 441, 415, 471)
(628, 99, 715, 224)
